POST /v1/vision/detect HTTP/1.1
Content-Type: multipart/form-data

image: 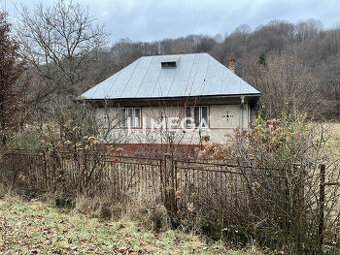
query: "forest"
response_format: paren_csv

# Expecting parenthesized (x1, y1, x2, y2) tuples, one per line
(1, 1, 340, 139)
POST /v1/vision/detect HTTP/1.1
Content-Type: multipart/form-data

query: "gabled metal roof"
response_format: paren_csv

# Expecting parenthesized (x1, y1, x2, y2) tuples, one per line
(80, 53, 260, 100)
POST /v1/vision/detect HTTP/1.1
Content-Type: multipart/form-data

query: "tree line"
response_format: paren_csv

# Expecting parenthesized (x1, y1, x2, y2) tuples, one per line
(1, 0, 340, 144)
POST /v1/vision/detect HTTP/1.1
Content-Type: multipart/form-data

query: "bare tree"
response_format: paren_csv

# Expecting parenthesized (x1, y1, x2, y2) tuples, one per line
(295, 19, 323, 44)
(110, 38, 159, 67)
(245, 54, 320, 119)
(16, 0, 107, 108)
(251, 20, 295, 55)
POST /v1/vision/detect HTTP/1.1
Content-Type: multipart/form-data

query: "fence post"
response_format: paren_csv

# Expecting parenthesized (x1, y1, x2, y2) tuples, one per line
(82, 150, 88, 193)
(160, 157, 164, 203)
(318, 164, 325, 254)
(52, 151, 57, 192)
(163, 153, 178, 223)
(42, 150, 48, 190)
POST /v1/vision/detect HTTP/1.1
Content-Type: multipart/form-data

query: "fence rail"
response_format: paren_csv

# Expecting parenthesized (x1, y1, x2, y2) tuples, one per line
(0, 149, 258, 211)
(0, 148, 336, 253)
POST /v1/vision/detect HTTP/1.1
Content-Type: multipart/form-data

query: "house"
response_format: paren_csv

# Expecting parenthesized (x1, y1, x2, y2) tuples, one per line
(79, 53, 260, 150)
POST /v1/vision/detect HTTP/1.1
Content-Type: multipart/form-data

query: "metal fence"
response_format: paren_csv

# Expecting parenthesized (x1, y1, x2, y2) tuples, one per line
(0, 149, 337, 252)
(0, 149, 253, 215)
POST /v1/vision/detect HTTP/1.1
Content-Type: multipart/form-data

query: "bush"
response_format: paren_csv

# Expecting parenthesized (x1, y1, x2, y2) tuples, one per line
(5, 128, 43, 150)
(75, 191, 170, 232)
(198, 112, 339, 253)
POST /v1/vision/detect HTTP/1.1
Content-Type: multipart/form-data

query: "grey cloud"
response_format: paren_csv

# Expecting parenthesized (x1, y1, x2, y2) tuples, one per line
(5, 0, 340, 43)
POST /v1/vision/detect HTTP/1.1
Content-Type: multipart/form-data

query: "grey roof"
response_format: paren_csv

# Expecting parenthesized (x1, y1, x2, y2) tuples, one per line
(80, 53, 260, 100)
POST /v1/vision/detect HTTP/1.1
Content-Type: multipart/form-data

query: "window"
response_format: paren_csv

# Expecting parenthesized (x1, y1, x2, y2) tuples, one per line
(201, 106, 208, 128)
(120, 107, 141, 128)
(134, 108, 141, 127)
(161, 61, 177, 68)
(186, 107, 191, 127)
(194, 106, 200, 127)
(186, 106, 209, 128)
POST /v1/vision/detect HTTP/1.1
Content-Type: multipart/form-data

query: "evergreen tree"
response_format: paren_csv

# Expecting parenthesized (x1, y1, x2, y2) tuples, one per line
(258, 52, 267, 66)
(0, 13, 25, 145)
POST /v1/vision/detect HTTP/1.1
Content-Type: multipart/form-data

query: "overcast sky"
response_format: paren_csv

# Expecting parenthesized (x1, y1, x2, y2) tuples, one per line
(3, 0, 340, 43)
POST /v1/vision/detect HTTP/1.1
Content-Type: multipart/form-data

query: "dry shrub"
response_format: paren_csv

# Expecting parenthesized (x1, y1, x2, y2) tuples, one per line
(174, 172, 251, 243)
(75, 187, 124, 219)
(0, 183, 12, 199)
(75, 190, 170, 232)
(196, 112, 339, 254)
(122, 192, 170, 232)
(76, 195, 121, 219)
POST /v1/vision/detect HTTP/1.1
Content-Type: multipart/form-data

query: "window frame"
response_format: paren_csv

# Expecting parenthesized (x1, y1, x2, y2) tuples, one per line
(186, 105, 209, 128)
(134, 108, 141, 128)
(201, 106, 208, 128)
(120, 107, 142, 128)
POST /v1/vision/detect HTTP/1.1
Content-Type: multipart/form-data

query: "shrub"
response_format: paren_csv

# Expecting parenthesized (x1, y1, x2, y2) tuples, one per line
(198, 112, 339, 253)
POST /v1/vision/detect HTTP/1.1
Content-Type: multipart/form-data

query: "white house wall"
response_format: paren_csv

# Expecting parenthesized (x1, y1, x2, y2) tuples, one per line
(96, 104, 249, 144)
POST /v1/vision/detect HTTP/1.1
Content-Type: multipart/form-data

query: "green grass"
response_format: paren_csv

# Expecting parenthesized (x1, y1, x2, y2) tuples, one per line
(0, 197, 262, 254)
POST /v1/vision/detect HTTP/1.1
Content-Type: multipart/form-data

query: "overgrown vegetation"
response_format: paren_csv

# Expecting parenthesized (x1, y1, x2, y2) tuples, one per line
(197, 113, 339, 254)
(1, 112, 338, 254)
(0, 196, 264, 254)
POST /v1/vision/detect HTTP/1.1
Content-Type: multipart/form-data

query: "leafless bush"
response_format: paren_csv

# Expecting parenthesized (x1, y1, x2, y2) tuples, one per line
(176, 172, 249, 240)
(75, 189, 170, 232)
(122, 192, 171, 232)
(75, 193, 122, 219)
(196, 113, 339, 253)
(245, 55, 320, 119)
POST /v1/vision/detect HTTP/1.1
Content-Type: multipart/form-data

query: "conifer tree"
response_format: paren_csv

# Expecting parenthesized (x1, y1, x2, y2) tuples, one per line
(258, 52, 267, 66)
(0, 13, 25, 145)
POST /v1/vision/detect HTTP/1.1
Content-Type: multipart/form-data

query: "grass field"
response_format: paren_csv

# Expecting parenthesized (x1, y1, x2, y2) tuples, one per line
(0, 197, 262, 255)
(325, 122, 340, 151)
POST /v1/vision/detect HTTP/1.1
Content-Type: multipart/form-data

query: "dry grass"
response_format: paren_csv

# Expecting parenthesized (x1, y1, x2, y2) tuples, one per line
(75, 192, 171, 232)
(324, 122, 340, 153)
(0, 196, 263, 254)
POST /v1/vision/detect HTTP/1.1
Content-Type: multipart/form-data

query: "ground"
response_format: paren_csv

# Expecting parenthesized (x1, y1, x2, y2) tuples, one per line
(0, 197, 262, 255)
